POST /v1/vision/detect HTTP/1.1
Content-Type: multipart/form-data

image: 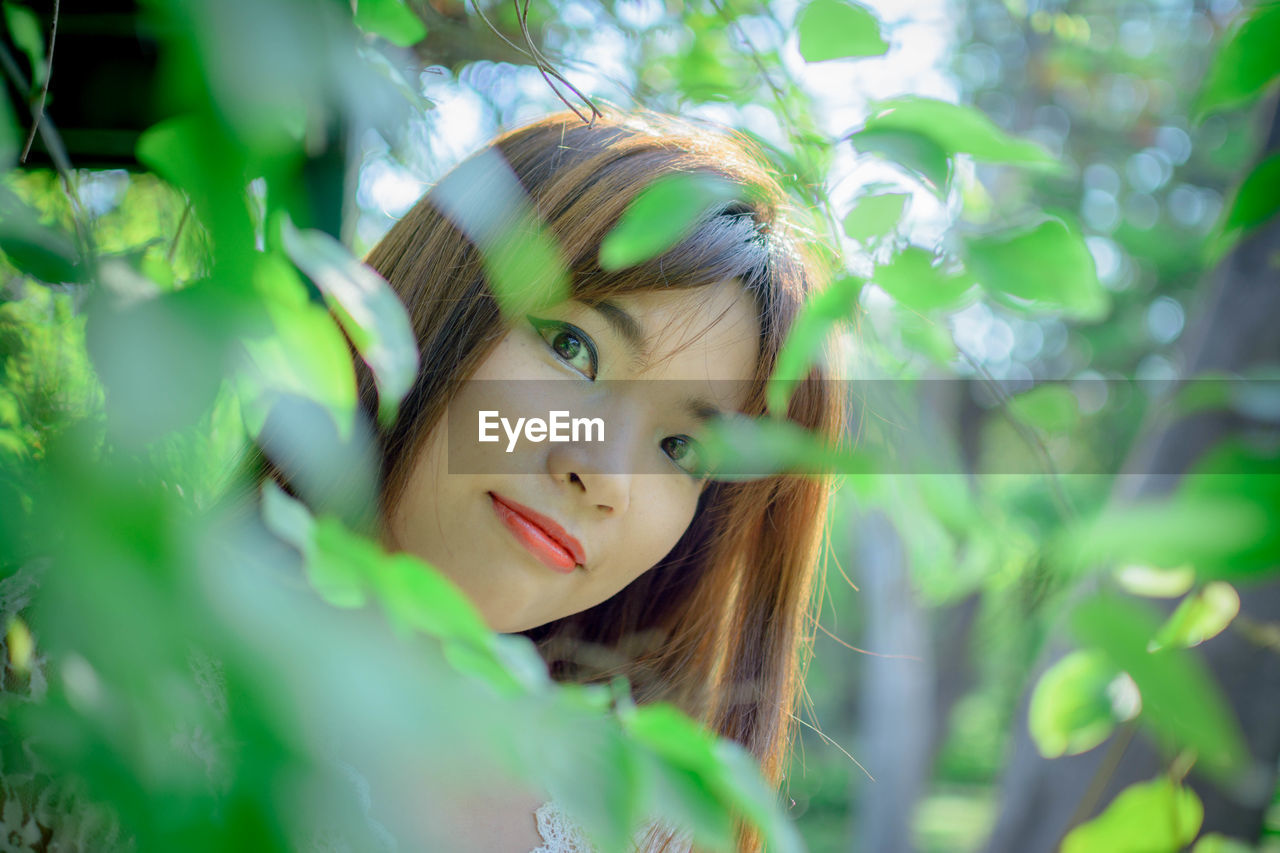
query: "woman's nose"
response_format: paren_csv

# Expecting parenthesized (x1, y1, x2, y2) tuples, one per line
(545, 439, 632, 514)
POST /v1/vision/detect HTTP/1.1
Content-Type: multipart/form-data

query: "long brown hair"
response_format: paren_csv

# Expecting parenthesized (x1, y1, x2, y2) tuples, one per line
(363, 111, 842, 840)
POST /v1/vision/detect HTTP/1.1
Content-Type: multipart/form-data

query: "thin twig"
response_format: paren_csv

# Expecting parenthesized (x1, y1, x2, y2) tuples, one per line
(1058, 719, 1137, 843)
(20, 0, 59, 164)
(514, 0, 599, 124)
(168, 199, 194, 264)
(465, 0, 600, 124)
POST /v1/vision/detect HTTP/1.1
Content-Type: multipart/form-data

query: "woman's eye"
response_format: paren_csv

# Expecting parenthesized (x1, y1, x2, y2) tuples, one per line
(661, 435, 706, 478)
(528, 317, 598, 380)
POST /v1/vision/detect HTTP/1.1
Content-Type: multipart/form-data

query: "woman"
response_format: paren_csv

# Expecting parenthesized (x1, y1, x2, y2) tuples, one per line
(347, 110, 844, 851)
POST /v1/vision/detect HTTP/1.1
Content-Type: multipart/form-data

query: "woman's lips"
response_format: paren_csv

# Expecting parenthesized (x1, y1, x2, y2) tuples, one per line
(488, 492, 586, 574)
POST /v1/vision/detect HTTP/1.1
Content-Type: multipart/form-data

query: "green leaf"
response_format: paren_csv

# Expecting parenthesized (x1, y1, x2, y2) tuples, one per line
(967, 217, 1108, 320)
(280, 218, 419, 424)
(599, 174, 738, 271)
(860, 97, 1060, 170)
(842, 191, 909, 243)
(1008, 384, 1080, 435)
(849, 127, 952, 197)
(3, 2, 45, 86)
(1062, 777, 1203, 853)
(308, 518, 374, 609)
(430, 147, 570, 318)
(625, 704, 802, 853)
(1150, 582, 1240, 651)
(1220, 150, 1280, 242)
(0, 187, 85, 283)
(1177, 442, 1280, 578)
(703, 414, 872, 479)
(260, 480, 316, 554)
(353, 0, 427, 46)
(1196, 1, 1280, 117)
(796, 0, 887, 62)
(1070, 593, 1248, 776)
(768, 275, 861, 415)
(1029, 650, 1125, 759)
(241, 253, 357, 439)
(1063, 496, 1268, 582)
(873, 247, 973, 313)
(1192, 833, 1255, 853)
(1113, 564, 1195, 599)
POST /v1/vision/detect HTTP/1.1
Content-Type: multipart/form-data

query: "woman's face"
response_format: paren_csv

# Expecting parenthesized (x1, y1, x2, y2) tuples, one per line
(386, 281, 760, 632)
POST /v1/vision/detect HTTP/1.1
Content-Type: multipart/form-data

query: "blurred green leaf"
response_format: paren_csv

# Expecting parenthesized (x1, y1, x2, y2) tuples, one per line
(1196, 1, 1280, 117)
(280, 218, 418, 424)
(1178, 441, 1280, 579)
(1063, 496, 1268, 582)
(1150, 582, 1240, 652)
(85, 284, 232, 446)
(599, 174, 738, 271)
(1192, 833, 1255, 853)
(0, 187, 85, 283)
(353, 0, 427, 46)
(430, 147, 570, 318)
(1113, 563, 1195, 599)
(1061, 777, 1203, 853)
(967, 217, 1108, 320)
(625, 704, 802, 853)
(842, 191, 909, 243)
(768, 275, 860, 415)
(1008, 384, 1080, 435)
(796, 0, 887, 62)
(873, 247, 973, 313)
(860, 96, 1061, 170)
(1071, 593, 1248, 776)
(241, 253, 357, 439)
(3, 2, 45, 86)
(849, 128, 951, 197)
(1028, 650, 1124, 759)
(1218, 150, 1280, 250)
(704, 414, 870, 479)
(5, 614, 34, 674)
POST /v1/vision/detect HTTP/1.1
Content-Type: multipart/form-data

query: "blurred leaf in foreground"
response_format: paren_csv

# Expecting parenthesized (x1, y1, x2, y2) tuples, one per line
(599, 173, 739, 271)
(1061, 777, 1203, 853)
(1196, 1, 1280, 117)
(795, 0, 887, 63)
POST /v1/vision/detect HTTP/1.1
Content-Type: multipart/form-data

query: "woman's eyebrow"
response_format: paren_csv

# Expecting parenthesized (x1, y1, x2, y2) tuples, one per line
(585, 299, 649, 360)
(685, 398, 726, 423)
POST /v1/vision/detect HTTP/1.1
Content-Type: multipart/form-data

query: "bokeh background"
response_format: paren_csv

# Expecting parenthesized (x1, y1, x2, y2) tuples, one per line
(1, 0, 1278, 850)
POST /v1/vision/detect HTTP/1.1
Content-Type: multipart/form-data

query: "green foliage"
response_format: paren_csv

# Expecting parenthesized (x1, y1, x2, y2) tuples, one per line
(2, 2, 45, 86)
(1028, 650, 1128, 759)
(966, 217, 1107, 319)
(1070, 593, 1248, 777)
(1150, 582, 1240, 652)
(279, 218, 417, 425)
(1218, 150, 1280, 245)
(872, 247, 973, 313)
(856, 97, 1061, 171)
(841, 190, 909, 244)
(795, 0, 886, 62)
(3, 0, 1280, 848)
(767, 275, 860, 415)
(353, 0, 428, 46)
(599, 173, 738, 271)
(1196, 1, 1280, 117)
(848, 127, 952, 196)
(1061, 777, 1203, 853)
